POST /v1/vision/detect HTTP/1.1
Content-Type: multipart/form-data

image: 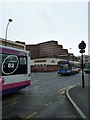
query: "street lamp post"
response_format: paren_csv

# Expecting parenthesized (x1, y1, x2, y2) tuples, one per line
(5, 19, 13, 46)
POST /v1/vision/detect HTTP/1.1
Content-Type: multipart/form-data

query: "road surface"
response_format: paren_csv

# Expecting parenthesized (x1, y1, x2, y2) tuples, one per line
(2, 72, 88, 119)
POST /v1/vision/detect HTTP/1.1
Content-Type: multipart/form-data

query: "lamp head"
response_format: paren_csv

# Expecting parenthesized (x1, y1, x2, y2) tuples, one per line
(8, 19, 13, 22)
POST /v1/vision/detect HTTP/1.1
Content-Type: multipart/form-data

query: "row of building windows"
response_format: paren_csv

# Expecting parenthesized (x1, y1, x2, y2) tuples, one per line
(34, 64, 47, 69)
(26, 40, 70, 59)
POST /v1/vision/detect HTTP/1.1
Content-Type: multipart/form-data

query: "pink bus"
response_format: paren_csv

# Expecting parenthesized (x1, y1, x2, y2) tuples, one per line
(0, 45, 31, 96)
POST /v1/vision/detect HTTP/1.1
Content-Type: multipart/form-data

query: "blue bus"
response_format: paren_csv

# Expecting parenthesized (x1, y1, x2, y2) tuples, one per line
(57, 60, 80, 75)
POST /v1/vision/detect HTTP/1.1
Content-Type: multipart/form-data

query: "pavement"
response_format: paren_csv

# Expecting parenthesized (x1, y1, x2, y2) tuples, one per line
(66, 85, 89, 119)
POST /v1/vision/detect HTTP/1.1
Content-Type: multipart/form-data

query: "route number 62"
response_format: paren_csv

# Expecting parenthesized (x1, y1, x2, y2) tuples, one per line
(8, 63, 14, 68)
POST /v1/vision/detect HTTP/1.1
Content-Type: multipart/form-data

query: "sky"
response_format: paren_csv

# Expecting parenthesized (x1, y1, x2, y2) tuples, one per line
(0, 0, 89, 56)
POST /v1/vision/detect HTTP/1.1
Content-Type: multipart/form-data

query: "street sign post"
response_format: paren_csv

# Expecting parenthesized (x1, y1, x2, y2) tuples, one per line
(78, 41, 86, 88)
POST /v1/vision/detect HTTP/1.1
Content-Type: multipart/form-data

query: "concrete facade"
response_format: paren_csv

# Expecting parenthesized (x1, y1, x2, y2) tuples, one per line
(0, 38, 26, 50)
(26, 40, 68, 59)
(31, 58, 63, 72)
(26, 40, 79, 72)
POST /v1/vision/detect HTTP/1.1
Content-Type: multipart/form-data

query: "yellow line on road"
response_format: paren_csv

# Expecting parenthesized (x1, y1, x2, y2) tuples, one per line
(45, 101, 52, 107)
(60, 91, 65, 94)
(26, 112, 37, 119)
(58, 86, 69, 93)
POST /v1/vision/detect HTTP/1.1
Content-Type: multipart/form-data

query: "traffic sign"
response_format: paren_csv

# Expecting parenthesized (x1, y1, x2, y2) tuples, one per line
(78, 41, 86, 50)
(80, 49, 85, 53)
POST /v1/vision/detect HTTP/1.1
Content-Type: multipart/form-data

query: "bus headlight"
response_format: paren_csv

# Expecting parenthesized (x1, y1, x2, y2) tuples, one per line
(67, 70, 70, 73)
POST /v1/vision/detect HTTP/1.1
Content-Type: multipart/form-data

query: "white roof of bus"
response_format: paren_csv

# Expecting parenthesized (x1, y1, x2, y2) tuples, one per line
(0, 45, 30, 53)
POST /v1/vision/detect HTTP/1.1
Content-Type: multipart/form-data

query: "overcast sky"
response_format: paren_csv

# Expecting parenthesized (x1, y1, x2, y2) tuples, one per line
(0, 0, 89, 56)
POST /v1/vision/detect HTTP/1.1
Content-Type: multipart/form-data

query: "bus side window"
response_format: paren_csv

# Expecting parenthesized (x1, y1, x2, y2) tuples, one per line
(20, 57, 27, 65)
(18, 56, 27, 74)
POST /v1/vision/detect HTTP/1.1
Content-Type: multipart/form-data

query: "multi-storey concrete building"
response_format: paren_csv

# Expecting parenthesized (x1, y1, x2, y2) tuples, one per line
(39, 41, 68, 58)
(26, 40, 68, 59)
(26, 40, 78, 72)
(26, 45, 39, 59)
